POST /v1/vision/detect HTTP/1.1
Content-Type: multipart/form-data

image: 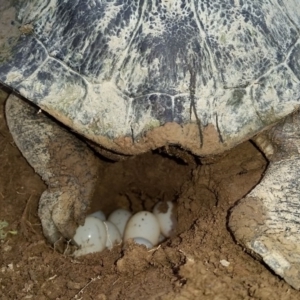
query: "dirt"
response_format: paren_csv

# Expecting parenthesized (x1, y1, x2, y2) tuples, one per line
(1, 87, 300, 300)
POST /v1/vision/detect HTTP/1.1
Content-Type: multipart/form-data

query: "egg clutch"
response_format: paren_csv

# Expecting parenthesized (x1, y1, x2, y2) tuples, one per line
(73, 201, 177, 256)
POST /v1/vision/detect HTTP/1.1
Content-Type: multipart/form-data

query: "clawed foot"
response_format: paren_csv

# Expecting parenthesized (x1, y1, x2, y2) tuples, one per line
(229, 158, 300, 289)
(39, 185, 93, 244)
(37, 145, 98, 243)
(6, 95, 98, 244)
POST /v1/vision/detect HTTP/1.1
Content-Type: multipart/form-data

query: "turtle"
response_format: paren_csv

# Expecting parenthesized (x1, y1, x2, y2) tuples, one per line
(1, 0, 300, 289)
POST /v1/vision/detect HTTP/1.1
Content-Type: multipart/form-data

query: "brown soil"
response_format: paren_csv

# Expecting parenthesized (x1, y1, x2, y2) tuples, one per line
(1, 87, 299, 300)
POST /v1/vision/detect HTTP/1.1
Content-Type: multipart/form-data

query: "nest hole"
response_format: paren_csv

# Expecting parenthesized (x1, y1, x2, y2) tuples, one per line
(88, 141, 267, 247)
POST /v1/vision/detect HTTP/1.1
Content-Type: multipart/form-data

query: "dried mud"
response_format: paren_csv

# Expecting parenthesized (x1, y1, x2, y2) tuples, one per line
(1, 88, 300, 299)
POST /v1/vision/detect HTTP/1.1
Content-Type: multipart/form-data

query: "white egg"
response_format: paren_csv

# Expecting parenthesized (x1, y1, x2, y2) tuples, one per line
(103, 221, 122, 249)
(73, 216, 107, 257)
(88, 210, 106, 221)
(108, 209, 132, 236)
(158, 233, 166, 244)
(133, 237, 153, 249)
(124, 211, 160, 245)
(153, 201, 177, 237)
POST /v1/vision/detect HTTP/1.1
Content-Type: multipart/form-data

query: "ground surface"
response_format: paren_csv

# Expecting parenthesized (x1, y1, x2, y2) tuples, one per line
(1, 87, 300, 300)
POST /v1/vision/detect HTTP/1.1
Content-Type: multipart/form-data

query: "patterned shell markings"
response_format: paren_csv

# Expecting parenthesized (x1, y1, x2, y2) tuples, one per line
(0, 0, 300, 154)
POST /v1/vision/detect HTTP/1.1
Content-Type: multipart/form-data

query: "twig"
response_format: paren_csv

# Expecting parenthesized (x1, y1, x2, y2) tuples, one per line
(72, 276, 101, 299)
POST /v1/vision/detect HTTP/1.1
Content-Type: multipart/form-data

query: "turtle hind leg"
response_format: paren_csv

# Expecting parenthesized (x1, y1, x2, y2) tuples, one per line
(6, 94, 98, 244)
(229, 112, 300, 289)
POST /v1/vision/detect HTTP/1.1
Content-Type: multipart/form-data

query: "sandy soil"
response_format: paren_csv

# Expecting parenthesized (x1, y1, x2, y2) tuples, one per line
(1, 87, 300, 299)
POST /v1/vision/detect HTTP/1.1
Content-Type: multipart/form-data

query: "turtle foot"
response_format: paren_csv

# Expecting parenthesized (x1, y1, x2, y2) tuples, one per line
(229, 159, 300, 289)
(6, 95, 98, 244)
(38, 181, 96, 244)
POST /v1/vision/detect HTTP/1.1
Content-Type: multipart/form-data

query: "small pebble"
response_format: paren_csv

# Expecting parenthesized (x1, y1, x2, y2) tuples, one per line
(220, 259, 230, 267)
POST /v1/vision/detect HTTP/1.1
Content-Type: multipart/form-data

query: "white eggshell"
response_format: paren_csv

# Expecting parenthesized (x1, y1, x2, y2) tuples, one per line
(153, 201, 177, 237)
(108, 209, 132, 236)
(124, 211, 160, 245)
(88, 210, 106, 221)
(104, 221, 122, 249)
(73, 216, 107, 257)
(133, 237, 153, 249)
(158, 233, 166, 244)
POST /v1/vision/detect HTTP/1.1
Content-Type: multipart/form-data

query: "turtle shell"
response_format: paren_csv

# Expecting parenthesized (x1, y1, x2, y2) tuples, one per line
(1, 0, 300, 156)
